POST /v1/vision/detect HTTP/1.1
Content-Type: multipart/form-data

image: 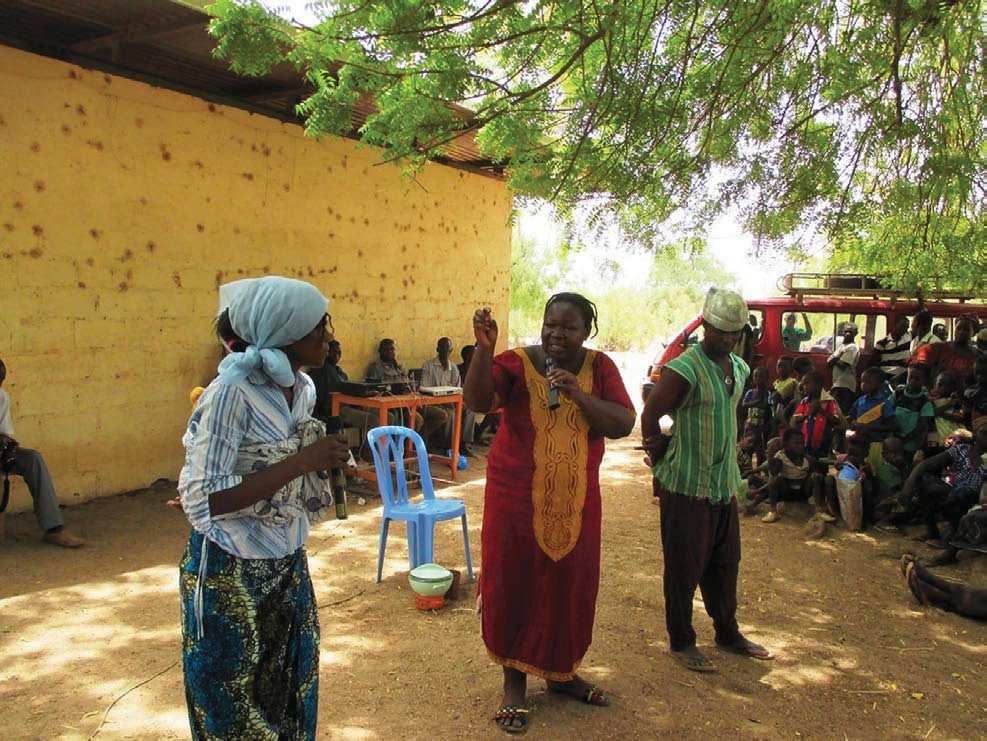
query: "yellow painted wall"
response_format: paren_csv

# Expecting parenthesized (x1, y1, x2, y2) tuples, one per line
(0, 45, 512, 514)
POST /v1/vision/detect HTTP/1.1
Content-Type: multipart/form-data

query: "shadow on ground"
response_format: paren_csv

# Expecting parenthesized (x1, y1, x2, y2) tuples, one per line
(1, 434, 984, 740)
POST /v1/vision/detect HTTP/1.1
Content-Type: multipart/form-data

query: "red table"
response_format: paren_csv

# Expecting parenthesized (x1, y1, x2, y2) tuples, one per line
(330, 392, 463, 482)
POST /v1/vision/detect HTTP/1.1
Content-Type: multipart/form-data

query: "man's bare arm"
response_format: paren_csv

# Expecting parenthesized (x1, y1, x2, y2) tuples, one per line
(641, 369, 690, 444)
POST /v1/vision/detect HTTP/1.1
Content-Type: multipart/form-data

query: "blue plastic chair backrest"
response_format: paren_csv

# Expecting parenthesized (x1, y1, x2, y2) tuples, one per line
(367, 426, 435, 511)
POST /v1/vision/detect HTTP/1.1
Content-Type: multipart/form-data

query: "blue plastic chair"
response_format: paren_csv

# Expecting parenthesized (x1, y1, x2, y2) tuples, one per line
(367, 425, 474, 583)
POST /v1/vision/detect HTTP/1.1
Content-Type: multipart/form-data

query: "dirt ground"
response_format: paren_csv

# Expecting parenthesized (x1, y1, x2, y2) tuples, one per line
(1, 433, 985, 740)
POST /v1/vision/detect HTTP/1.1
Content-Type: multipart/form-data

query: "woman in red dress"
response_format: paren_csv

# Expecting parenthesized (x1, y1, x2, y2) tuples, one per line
(464, 294, 636, 734)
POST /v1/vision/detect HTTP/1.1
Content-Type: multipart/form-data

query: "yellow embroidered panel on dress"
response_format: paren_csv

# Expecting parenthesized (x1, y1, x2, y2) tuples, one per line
(516, 348, 596, 562)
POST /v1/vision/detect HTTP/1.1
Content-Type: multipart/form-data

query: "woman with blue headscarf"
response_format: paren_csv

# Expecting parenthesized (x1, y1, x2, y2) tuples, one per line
(178, 276, 350, 740)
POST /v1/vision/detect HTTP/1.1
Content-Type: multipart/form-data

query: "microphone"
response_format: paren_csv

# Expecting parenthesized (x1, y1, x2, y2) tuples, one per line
(545, 357, 561, 410)
(324, 416, 349, 519)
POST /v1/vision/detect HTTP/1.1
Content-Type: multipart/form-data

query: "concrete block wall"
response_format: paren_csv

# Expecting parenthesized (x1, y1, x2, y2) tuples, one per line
(0, 45, 512, 513)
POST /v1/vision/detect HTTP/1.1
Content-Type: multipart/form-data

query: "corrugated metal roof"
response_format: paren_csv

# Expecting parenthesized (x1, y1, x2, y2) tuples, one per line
(1, 0, 504, 178)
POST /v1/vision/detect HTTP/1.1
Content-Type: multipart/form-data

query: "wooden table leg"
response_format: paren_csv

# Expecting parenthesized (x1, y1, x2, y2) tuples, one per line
(403, 401, 417, 470)
(449, 399, 462, 481)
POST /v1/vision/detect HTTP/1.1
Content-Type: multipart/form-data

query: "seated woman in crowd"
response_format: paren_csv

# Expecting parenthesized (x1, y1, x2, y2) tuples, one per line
(897, 423, 987, 549)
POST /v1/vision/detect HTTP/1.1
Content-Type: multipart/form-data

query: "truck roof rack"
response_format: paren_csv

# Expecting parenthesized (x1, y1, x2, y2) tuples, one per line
(778, 273, 981, 303)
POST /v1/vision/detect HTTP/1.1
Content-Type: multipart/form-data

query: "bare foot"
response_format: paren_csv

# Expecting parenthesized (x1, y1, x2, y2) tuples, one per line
(43, 529, 84, 548)
(547, 675, 610, 706)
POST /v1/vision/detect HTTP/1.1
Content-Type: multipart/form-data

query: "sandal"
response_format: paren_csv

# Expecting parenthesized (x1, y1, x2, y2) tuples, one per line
(548, 681, 611, 707)
(494, 705, 529, 735)
(716, 636, 774, 660)
(924, 538, 948, 550)
(873, 523, 902, 534)
(670, 647, 717, 673)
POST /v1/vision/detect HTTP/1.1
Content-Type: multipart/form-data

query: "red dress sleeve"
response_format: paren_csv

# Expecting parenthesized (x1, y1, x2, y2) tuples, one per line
(491, 350, 521, 407)
(595, 352, 634, 410)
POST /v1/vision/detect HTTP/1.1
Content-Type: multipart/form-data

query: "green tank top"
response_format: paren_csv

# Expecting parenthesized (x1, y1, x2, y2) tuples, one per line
(653, 345, 750, 503)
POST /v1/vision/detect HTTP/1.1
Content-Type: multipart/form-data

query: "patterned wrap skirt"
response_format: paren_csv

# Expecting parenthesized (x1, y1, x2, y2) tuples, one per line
(179, 530, 320, 740)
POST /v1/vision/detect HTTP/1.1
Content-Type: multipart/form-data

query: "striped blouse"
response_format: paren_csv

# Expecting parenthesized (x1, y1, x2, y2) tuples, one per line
(654, 345, 750, 503)
(178, 370, 315, 559)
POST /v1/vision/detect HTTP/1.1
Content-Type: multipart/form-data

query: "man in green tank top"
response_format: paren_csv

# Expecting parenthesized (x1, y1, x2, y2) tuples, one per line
(642, 288, 773, 673)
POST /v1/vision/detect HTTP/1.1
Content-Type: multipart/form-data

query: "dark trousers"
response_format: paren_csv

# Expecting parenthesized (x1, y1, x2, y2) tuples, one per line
(9, 448, 64, 532)
(659, 488, 741, 651)
(918, 475, 977, 540)
(911, 560, 987, 620)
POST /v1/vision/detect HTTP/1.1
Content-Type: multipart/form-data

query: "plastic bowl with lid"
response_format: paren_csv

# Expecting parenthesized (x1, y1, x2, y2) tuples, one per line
(409, 563, 454, 597)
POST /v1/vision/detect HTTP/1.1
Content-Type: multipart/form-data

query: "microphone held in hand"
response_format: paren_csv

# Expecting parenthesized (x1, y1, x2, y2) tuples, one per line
(545, 357, 560, 410)
(324, 416, 349, 519)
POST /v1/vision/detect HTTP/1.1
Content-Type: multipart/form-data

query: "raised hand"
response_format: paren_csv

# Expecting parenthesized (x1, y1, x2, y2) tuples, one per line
(473, 307, 499, 351)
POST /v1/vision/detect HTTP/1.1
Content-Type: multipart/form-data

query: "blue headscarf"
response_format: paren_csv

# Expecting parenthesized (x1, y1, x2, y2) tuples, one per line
(216, 276, 328, 388)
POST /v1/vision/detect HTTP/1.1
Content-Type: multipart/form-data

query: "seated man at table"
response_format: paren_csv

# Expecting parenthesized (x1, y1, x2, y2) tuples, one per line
(367, 338, 446, 443)
(422, 337, 472, 456)
(366, 338, 411, 386)
(309, 340, 399, 438)
(309, 339, 348, 424)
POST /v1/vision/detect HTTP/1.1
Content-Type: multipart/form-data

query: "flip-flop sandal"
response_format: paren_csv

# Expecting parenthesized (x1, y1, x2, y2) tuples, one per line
(716, 637, 774, 660)
(899, 553, 916, 578)
(493, 705, 529, 735)
(549, 683, 611, 706)
(873, 523, 902, 534)
(904, 563, 928, 606)
(671, 649, 717, 673)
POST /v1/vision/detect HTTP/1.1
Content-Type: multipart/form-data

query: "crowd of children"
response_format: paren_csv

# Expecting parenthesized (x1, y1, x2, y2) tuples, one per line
(740, 317, 987, 569)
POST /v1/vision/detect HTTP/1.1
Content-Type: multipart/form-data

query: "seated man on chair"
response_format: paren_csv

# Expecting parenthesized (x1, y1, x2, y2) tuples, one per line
(0, 358, 84, 547)
(367, 339, 445, 442)
(309, 339, 348, 424)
